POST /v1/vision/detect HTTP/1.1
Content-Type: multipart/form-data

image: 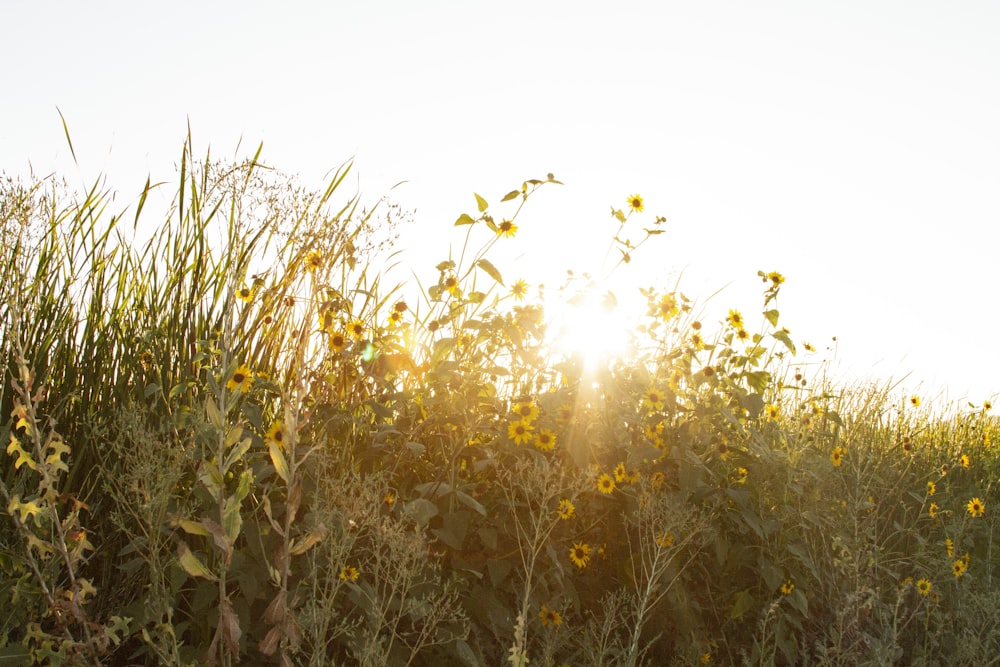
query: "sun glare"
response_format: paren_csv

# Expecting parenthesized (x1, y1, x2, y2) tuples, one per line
(545, 286, 633, 370)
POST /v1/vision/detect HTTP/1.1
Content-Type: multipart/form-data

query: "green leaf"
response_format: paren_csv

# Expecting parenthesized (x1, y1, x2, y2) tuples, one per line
(144, 383, 161, 399)
(763, 309, 780, 327)
(268, 441, 289, 484)
(501, 189, 521, 202)
(474, 192, 488, 213)
(772, 330, 796, 355)
(455, 213, 476, 226)
(731, 589, 755, 619)
(476, 259, 504, 286)
(206, 399, 224, 430)
(177, 541, 217, 581)
(403, 498, 438, 528)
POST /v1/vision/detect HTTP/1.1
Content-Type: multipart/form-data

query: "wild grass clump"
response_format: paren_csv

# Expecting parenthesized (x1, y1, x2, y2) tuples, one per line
(0, 135, 997, 665)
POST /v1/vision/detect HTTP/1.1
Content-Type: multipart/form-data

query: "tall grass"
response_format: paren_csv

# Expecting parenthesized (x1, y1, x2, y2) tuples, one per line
(1, 137, 998, 665)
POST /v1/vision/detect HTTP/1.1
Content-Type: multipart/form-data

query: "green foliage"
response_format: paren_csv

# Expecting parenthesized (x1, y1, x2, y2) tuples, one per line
(1, 137, 998, 666)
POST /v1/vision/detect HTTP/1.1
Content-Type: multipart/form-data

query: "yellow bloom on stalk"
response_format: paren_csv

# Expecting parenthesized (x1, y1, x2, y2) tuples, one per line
(656, 532, 675, 548)
(916, 578, 932, 597)
(306, 251, 323, 272)
(960, 454, 970, 469)
(227, 364, 254, 392)
(236, 285, 254, 302)
(765, 404, 780, 421)
(627, 193, 644, 213)
(444, 273, 461, 296)
(643, 388, 665, 412)
(511, 279, 529, 301)
(330, 331, 348, 353)
(338, 565, 360, 582)
(651, 471, 666, 488)
(597, 473, 615, 494)
(726, 309, 744, 329)
(512, 400, 539, 422)
(347, 318, 366, 339)
(945, 538, 954, 557)
(266, 421, 285, 451)
(928, 502, 939, 519)
(497, 219, 518, 238)
(557, 499, 575, 520)
(654, 293, 679, 321)
(830, 447, 845, 467)
(534, 429, 557, 452)
(927, 481, 936, 496)
(967, 497, 985, 518)
(614, 462, 628, 483)
(538, 603, 562, 627)
(732, 467, 748, 484)
(766, 271, 785, 286)
(735, 328, 750, 342)
(700, 652, 712, 665)
(569, 542, 592, 569)
(508, 420, 534, 445)
(910, 395, 921, 408)
(780, 579, 795, 595)
(953, 559, 967, 578)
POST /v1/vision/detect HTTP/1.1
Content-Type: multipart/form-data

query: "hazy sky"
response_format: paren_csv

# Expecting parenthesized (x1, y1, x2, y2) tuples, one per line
(3, 1, 998, 404)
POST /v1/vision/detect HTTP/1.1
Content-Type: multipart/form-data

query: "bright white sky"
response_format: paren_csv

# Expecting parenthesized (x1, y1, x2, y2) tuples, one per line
(3, 1, 999, 405)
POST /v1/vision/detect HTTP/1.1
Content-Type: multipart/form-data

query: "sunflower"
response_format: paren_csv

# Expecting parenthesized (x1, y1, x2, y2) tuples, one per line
(967, 497, 985, 518)
(614, 462, 628, 483)
(348, 318, 366, 339)
(266, 421, 285, 451)
(656, 532, 675, 548)
(306, 251, 323, 272)
(597, 473, 615, 495)
(654, 293, 679, 321)
(946, 538, 954, 558)
(830, 447, 845, 467)
(642, 388, 665, 412)
(764, 404, 780, 420)
(766, 271, 785, 286)
(443, 273, 461, 296)
(910, 395, 921, 407)
(227, 364, 254, 392)
(329, 332, 348, 353)
(780, 579, 795, 595)
(928, 502, 939, 519)
(236, 285, 254, 302)
(511, 279, 529, 301)
(960, 454, 970, 469)
(726, 309, 744, 329)
(916, 578, 932, 597)
(534, 429, 557, 452)
(557, 499, 575, 520)
(569, 542, 592, 569)
(626, 193, 644, 213)
(508, 420, 534, 445)
(651, 471, 666, 488)
(538, 603, 562, 627)
(338, 565, 360, 582)
(927, 481, 936, 496)
(497, 219, 518, 238)
(512, 401, 539, 422)
(953, 559, 967, 578)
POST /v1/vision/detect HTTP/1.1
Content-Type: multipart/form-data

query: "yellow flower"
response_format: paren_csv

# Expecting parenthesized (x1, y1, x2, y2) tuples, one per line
(726, 309, 744, 329)
(643, 388, 665, 412)
(348, 318, 366, 339)
(534, 429, 557, 452)
(967, 497, 985, 517)
(511, 279, 529, 301)
(927, 481, 936, 496)
(830, 447, 844, 467)
(732, 467, 748, 484)
(766, 271, 785, 286)
(764, 404, 779, 420)
(538, 603, 562, 627)
(569, 542, 592, 569)
(984, 400, 993, 411)
(383, 492, 396, 508)
(597, 473, 615, 495)
(443, 273, 461, 296)
(654, 293, 679, 321)
(700, 652, 712, 665)
(735, 328, 750, 342)
(651, 471, 666, 488)
(960, 454, 970, 469)
(780, 579, 794, 595)
(306, 251, 323, 271)
(626, 193, 644, 212)
(916, 578, 932, 597)
(338, 565, 360, 582)
(557, 499, 575, 520)
(266, 421, 285, 450)
(614, 463, 628, 483)
(953, 559, 967, 578)
(329, 331, 348, 353)
(928, 502, 939, 519)
(226, 364, 254, 392)
(497, 219, 518, 238)
(236, 285, 254, 302)
(945, 538, 954, 558)
(656, 532, 675, 548)
(512, 401, 539, 422)
(508, 420, 534, 446)
(910, 395, 921, 407)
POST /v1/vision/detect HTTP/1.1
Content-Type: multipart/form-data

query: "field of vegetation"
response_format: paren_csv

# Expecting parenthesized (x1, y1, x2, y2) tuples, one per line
(1, 137, 998, 666)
